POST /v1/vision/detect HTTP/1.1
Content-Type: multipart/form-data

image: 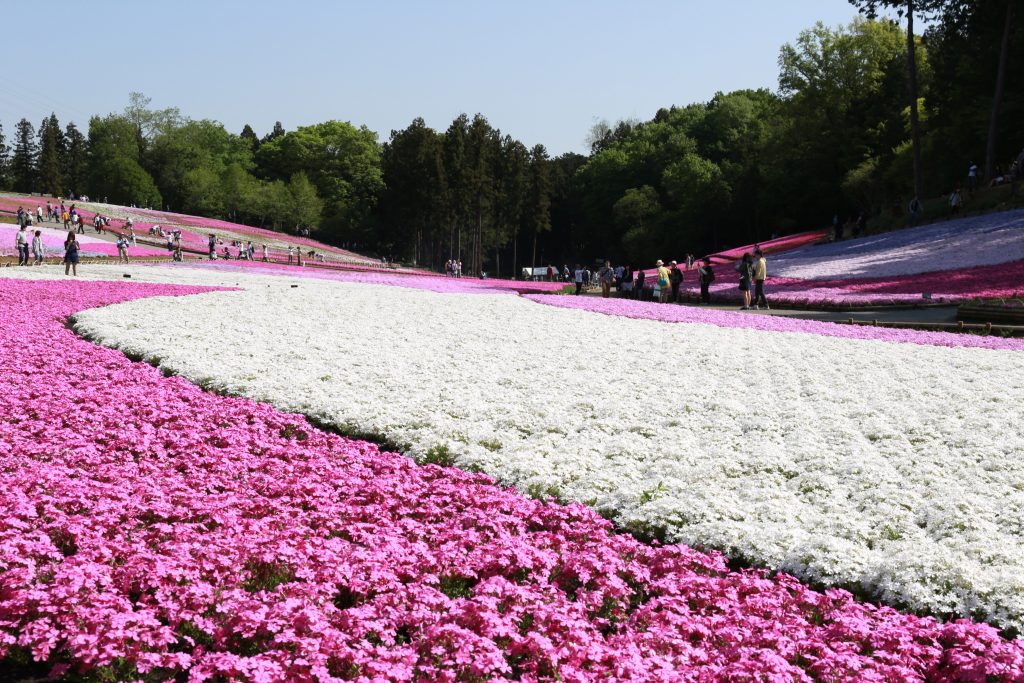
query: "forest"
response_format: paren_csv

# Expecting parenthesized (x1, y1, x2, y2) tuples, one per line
(0, 0, 1019, 276)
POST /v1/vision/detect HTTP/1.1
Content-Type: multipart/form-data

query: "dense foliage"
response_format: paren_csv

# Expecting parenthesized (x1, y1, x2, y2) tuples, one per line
(0, 2, 1018, 274)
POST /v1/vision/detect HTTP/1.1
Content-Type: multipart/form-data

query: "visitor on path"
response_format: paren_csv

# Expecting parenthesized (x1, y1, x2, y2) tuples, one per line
(247, 242, 255, 261)
(562, 264, 570, 281)
(74, 213, 84, 235)
(736, 252, 754, 310)
(598, 260, 614, 298)
(287, 246, 295, 264)
(117, 235, 130, 264)
(573, 264, 585, 295)
(949, 187, 963, 215)
(32, 230, 44, 265)
(16, 225, 29, 266)
(223, 245, 231, 260)
(46, 202, 53, 221)
(620, 266, 634, 296)
(262, 244, 268, 262)
(546, 264, 554, 282)
(669, 261, 683, 303)
(752, 248, 769, 310)
(656, 260, 671, 303)
(36, 206, 43, 224)
(686, 253, 694, 271)
(208, 234, 217, 259)
(698, 257, 714, 304)
(968, 162, 978, 193)
(635, 267, 646, 299)
(64, 232, 79, 276)
(908, 197, 922, 227)
(17, 207, 25, 228)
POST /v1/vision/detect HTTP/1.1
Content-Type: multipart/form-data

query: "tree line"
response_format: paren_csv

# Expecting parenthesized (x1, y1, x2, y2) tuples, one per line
(0, 0, 1018, 275)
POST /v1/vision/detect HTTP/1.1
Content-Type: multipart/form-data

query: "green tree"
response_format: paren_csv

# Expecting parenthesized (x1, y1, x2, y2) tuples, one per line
(87, 115, 161, 207)
(289, 172, 323, 231)
(240, 124, 261, 156)
(524, 144, 551, 272)
(35, 114, 65, 196)
(11, 119, 37, 193)
(256, 120, 383, 241)
(380, 118, 447, 264)
(63, 123, 88, 197)
(849, 0, 945, 197)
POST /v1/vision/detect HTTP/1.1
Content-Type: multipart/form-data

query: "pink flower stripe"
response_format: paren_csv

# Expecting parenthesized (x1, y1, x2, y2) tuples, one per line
(689, 259, 1024, 306)
(0, 224, 169, 258)
(708, 230, 828, 262)
(524, 294, 1024, 351)
(3, 278, 1024, 680)
(181, 260, 568, 294)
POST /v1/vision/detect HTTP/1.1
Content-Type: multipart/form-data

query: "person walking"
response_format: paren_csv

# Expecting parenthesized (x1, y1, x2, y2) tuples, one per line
(15, 225, 29, 266)
(656, 260, 671, 303)
(598, 260, 614, 298)
(573, 264, 585, 295)
(208, 234, 217, 259)
(287, 246, 295, 264)
(697, 257, 714, 304)
(116, 235, 130, 264)
(31, 230, 44, 265)
(620, 265, 634, 297)
(949, 187, 963, 215)
(735, 252, 754, 310)
(669, 260, 683, 303)
(752, 248, 769, 310)
(908, 196, 922, 227)
(36, 206, 43, 225)
(64, 231, 79, 276)
(635, 267, 646, 299)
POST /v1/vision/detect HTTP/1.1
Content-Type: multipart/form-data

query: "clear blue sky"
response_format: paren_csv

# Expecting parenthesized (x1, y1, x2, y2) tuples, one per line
(1, 0, 867, 156)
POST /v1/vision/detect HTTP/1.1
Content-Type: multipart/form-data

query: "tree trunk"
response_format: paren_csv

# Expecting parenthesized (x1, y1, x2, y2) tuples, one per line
(985, 0, 1015, 181)
(531, 232, 537, 276)
(512, 227, 518, 279)
(907, 0, 924, 199)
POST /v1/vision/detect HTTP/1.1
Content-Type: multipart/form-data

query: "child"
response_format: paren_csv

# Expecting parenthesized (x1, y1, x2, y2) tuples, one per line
(32, 230, 44, 265)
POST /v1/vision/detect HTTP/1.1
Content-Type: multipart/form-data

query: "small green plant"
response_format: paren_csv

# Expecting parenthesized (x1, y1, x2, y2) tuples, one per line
(421, 444, 456, 467)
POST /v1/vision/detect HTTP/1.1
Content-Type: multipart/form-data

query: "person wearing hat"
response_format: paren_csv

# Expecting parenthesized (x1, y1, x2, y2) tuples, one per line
(656, 259, 671, 303)
(669, 260, 683, 303)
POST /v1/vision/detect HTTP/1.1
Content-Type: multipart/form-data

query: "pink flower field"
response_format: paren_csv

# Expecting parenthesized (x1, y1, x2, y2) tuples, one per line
(4, 277, 1024, 681)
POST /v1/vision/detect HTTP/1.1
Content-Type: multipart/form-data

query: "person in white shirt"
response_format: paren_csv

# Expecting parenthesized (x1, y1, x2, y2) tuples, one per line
(15, 225, 29, 265)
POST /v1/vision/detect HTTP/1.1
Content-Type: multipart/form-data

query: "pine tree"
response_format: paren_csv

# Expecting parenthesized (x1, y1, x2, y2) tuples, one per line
(64, 123, 88, 197)
(240, 124, 260, 155)
(261, 121, 285, 144)
(11, 118, 37, 193)
(36, 114, 65, 196)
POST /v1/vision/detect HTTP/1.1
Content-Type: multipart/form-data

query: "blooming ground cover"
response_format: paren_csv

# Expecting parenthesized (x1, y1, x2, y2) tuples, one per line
(35, 264, 1024, 633)
(0, 193, 381, 267)
(524, 294, 1024, 351)
(0, 223, 168, 258)
(685, 211, 1024, 306)
(10, 277, 1024, 680)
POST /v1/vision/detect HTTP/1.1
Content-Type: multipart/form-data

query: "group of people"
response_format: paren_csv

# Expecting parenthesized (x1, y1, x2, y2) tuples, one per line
(444, 260, 464, 277)
(14, 224, 82, 275)
(565, 249, 766, 311)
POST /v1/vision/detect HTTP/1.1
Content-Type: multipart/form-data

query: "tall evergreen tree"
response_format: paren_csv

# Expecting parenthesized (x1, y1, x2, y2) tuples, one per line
(64, 123, 88, 197)
(36, 114, 65, 196)
(11, 118, 37, 193)
(525, 145, 552, 270)
(261, 121, 285, 145)
(240, 124, 261, 155)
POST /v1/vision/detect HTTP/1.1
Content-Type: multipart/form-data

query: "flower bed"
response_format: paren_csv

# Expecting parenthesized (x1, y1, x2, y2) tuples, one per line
(0, 224, 168, 258)
(184, 260, 567, 294)
(3, 276, 1024, 680)
(524, 295, 1024, 351)
(49, 264, 1024, 631)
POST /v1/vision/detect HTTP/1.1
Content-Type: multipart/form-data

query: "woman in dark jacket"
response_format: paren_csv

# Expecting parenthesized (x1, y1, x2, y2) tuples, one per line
(735, 252, 754, 310)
